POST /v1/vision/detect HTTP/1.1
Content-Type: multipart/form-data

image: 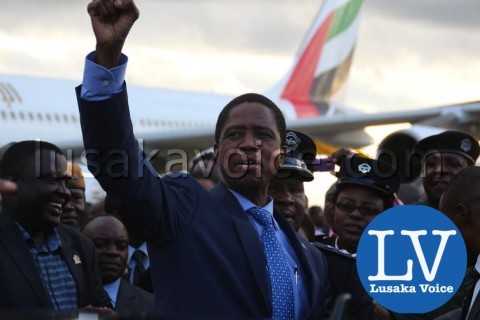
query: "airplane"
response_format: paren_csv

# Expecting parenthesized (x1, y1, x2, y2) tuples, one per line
(0, 0, 479, 174)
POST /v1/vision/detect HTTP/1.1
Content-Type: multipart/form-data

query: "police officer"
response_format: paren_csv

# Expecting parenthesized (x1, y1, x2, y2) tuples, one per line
(318, 154, 399, 254)
(414, 130, 479, 210)
(315, 154, 400, 320)
(268, 130, 316, 236)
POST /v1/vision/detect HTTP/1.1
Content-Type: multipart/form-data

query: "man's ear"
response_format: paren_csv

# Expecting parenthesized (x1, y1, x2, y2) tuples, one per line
(456, 203, 470, 222)
(275, 147, 286, 169)
(213, 144, 218, 160)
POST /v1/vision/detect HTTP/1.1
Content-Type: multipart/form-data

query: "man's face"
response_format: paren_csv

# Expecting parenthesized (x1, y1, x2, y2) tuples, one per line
(269, 176, 306, 231)
(216, 103, 283, 193)
(333, 185, 384, 251)
(83, 217, 129, 284)
(15, 150, 70, 230)
(440, 195, 480, 256)
(62, 188, 87, 227)
(423, 152, 470, 206)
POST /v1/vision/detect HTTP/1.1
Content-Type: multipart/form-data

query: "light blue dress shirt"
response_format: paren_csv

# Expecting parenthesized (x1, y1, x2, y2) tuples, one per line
(81, 53, 308, 319)
(81, 52, 127, 100)
(127, 242, 150, 283)
(103, 278, 121, 308)
(229, 190, 307, 320)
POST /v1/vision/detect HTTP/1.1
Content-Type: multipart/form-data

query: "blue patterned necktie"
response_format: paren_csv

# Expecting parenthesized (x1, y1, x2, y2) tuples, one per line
(248, 207, 295, 320)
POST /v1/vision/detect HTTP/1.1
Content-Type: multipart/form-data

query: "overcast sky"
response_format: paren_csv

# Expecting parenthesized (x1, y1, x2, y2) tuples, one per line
(1, 0, 478, 205)
(0, 0, 478, 112)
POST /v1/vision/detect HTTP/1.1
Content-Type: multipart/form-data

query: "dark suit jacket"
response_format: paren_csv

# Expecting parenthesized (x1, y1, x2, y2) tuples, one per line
(77, 87, 329, 319)
(116, 279, 153, 316)
(0, 214, 110, 310)
(314, 242, 374, 320)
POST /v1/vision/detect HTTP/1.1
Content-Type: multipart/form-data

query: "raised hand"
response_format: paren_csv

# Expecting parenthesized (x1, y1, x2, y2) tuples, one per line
(87, 0, 139, 68)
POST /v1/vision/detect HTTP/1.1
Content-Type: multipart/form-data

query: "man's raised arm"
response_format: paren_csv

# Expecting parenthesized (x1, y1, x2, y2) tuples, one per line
(88, 0, 138, 69)
(77, 0, 198, 242)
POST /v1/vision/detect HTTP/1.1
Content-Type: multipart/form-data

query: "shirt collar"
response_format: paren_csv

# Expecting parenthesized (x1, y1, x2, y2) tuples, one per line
(128, 242, 148, 262)
(229, 189, 274, 215)
(16, 223, 61, 252)
(475, 255, 480, 274)
(103, 278, 121, 308)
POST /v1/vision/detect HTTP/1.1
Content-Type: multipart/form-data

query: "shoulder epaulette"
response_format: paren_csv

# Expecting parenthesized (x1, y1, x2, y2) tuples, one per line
(313, 241, 356, 259)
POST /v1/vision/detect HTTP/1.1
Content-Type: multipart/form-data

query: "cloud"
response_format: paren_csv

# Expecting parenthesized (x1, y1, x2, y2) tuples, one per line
(366, 0, 480, 30)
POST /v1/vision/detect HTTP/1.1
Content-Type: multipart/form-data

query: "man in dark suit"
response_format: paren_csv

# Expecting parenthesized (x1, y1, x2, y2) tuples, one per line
(77, 1, 329, 318)
(0, 141, 111, 312)
(83, 215, 153, 316)
(438, 167, 480, 320)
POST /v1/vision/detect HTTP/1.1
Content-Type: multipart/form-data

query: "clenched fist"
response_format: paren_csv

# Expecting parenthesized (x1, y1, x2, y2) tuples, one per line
(87, 0, 139, 68)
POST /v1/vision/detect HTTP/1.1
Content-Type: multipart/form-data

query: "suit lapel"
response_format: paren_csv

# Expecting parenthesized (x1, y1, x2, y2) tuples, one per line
(468, 291, 480, 320)
(58, 227, 86, 306)
(0, 215, 50, 306)
(210, 184, 270, 310)
(274, 211, 314, 314)
(116, 279, 135, 313)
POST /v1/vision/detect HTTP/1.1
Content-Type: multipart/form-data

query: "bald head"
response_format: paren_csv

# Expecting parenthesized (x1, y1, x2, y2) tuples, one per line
(83, 215, 127, 237)
(83, 215, 129, 284)
(440, 166, 480, 259)
(440, 167, 480, 216)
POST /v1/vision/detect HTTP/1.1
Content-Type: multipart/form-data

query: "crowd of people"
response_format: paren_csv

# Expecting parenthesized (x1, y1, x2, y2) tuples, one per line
(0, 0, 479, 319)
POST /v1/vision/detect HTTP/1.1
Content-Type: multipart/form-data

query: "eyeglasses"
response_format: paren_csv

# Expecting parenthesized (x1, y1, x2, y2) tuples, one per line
(335, 201, 382, 216)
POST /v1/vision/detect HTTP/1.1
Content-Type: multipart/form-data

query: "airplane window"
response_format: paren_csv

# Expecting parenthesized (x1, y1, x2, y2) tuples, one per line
(154, 120, 159, 127)
(71, 115, 77, 123)
(140, 119, 145, 127)
(0, 111, 6, 120)
(19, 112, 25, 120)
(9, 111, 16, 120)
(54, 114, 60, 122)
(28, 112, 34, 121)
(37, 113, 43, 121)
(46, 114, 52, 122)
(146, 119, 152, 127)
(160, 120, 166, 127)
(63, 114, 69, 123)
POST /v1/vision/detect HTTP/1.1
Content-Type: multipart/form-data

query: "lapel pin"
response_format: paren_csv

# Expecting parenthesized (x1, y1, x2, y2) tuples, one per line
(73, 254, 82, 265)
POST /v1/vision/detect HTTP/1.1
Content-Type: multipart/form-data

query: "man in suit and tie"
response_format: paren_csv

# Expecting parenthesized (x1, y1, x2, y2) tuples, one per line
(438, 167, 480, 320)
(0, 141, 111, 312)
(76, 0, 329, 318)
(83, 215, 153, 316)
(104, 194, 153, 293)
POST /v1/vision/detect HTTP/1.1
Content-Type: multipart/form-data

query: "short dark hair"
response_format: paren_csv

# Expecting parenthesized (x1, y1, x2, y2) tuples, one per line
(0, 140, 64, 179)
(214, 93, 286, 144)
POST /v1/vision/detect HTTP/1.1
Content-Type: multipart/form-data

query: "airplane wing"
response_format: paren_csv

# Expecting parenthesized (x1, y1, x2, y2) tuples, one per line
(128, 100, 480, 155)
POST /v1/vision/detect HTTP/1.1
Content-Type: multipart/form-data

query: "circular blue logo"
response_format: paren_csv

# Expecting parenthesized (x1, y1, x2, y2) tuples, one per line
(356, 205, 467, 314)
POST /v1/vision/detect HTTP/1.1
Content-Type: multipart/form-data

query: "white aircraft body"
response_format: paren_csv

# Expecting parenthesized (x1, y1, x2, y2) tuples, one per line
(0, 0, 479, 159)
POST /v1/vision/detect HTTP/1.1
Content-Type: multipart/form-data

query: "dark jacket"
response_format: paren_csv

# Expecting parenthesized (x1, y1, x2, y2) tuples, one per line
(0, 214, 110, 310)
(314, 242, 374, 320)
(77, 87, 330, 319)
(116, 279, 153, 316)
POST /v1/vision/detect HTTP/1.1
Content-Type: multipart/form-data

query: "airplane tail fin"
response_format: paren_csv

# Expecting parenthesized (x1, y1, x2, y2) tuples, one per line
(274, 0, 364, 118)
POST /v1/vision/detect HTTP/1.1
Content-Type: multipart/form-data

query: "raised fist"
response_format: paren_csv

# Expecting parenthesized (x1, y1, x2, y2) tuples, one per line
(87, 0, 139, 67)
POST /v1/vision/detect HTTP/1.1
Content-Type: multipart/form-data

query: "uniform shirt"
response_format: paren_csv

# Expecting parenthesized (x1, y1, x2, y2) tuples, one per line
(17, 224, 78, 310)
